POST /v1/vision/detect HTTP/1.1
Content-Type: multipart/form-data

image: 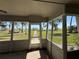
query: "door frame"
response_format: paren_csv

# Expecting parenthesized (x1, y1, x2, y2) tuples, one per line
(29, 22, 42, 48)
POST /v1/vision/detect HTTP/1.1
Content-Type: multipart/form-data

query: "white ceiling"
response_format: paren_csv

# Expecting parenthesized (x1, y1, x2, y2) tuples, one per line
(0, 0, 78, 17)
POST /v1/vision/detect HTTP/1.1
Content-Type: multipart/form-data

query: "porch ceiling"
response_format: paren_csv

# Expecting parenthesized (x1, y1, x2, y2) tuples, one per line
(0, 0, 79, 22)
(0, 0, 64, 17)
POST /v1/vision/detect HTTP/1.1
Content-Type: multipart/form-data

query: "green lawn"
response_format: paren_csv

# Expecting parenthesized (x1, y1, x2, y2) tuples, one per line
(52, 30, 62, 44)
(13, 33, 28, 40)
(47, 29, 79, 46)
(0, 29, 79, 46)
(31, 30, 34, 37)
(0, 30, 29, 41)
(42, 30, 46, 39)
(34, 30, 46, 39)
(0, 31, 11, 41)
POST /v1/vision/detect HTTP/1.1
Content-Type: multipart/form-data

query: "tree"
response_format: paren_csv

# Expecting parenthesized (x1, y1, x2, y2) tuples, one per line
(8, 24, 11, 33)
(53, 19, 61, 30)
(0, 22, 7, 31)
(22, 22, 27, 34)
(21, 22, 26, 33)
(14, 22, 20, 32)
(69, 16, 74, 33)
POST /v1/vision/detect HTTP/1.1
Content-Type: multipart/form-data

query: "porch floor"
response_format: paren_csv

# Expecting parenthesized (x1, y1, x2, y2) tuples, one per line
(0, 50, 50, 59)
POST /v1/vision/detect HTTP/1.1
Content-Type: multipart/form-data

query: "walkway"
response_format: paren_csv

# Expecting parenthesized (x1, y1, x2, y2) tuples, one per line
(0, 50, 50, 59)
(30, 31, 41, 49)
(31, 31, 40, 44)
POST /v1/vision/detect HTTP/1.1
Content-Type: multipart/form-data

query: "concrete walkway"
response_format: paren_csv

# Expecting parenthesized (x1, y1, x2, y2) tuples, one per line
(29, 31, 41, 49)
(31, 31, 40, 44)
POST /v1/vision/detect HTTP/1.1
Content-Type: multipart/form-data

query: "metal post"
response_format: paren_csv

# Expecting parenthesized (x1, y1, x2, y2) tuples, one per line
(62, 14, 67, 59)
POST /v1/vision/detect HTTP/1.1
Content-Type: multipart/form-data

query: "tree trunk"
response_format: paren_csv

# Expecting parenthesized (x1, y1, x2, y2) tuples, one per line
(25, 24, 27, 35)
(21, 23, 23, 33)
(9, 24, 11, 33)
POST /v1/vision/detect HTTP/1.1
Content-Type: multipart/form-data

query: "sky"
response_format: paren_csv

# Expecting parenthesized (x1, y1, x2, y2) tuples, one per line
(57, 16, 77, 29)
(30, 16, 77, 30)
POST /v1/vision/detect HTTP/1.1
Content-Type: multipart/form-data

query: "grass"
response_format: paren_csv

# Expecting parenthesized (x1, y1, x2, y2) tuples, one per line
(13, 33, 28, 40)
(52, 30, 62, 44)
(0, 30, 40, 41)
(47, 29, 79, 46)
(48, 30, 51, 41)
(0, 31, 11, 41)
(53, 37, 62, 44)
(0, 30, 29, 41)
(34, 30, 46, 39)
(42, 30, 46, 39)
(0, 29, 78, 46)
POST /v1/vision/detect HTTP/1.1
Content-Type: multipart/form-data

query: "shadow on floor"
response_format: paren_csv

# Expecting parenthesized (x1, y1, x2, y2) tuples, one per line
(39, 50, 50, 59)
(0, 50, 50, 59)
(0, 51, 27, 59)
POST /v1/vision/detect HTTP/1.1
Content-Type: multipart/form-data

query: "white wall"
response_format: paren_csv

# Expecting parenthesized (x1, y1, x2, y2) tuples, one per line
(46, 40, 63, 59)
(0, 39, 47, 53)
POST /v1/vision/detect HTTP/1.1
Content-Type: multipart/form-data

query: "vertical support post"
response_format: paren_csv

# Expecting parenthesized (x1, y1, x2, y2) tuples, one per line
(40, 22, 42, 48)
(76, 16, 79, 31)
(46, 22, 48, 39)
(40, 22, 42, 40)
(29, 22, 31, 40)
(62, 14, 67, 59)
(10, 21, 14, 51)
(51, 21, 53, 42)
(11, 21, 14, 41)
(28, 22, 31, 49)
(46, 22, 48, 48)
(50, 20, 53, 57)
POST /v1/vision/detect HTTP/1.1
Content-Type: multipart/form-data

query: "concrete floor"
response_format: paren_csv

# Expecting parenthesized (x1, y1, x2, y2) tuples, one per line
(0, 50, 50, 59)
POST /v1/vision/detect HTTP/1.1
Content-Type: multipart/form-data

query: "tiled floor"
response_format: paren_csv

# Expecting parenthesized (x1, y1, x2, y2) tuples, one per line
(0, 50, 50, 59)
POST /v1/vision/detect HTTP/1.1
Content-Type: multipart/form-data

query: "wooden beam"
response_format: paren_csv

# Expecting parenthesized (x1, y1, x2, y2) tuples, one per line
(0, 15, 48, 22)
(0, 10, 7, 13)
(34, 0, 65, 5)
(66, 4, 79, 14)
